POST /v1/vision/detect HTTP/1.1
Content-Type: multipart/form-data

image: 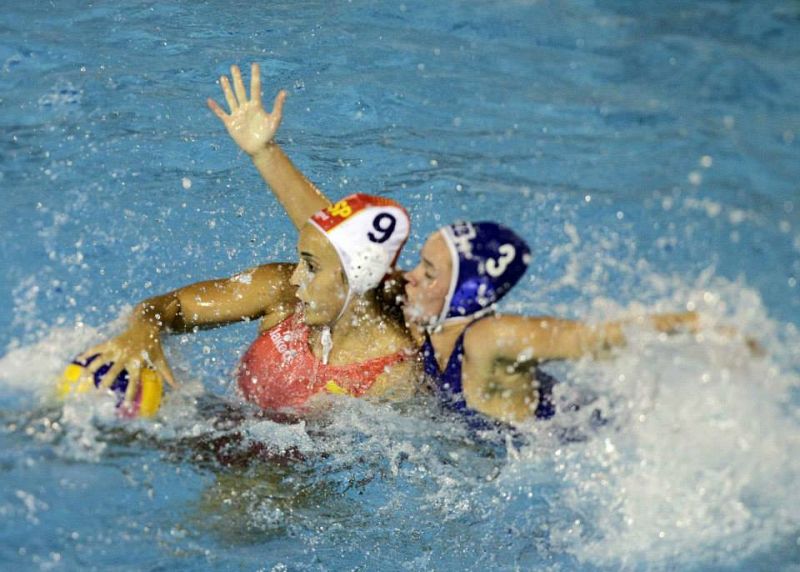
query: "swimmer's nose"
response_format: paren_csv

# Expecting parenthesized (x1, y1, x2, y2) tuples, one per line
(289, 263, 304, 287)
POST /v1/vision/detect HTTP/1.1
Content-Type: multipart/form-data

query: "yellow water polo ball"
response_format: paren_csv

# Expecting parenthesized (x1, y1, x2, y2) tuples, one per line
(57, 354, 163, 418)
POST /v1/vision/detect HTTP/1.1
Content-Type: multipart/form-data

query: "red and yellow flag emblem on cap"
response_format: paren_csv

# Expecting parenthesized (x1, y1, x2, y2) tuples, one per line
(310, 193, 403, 232)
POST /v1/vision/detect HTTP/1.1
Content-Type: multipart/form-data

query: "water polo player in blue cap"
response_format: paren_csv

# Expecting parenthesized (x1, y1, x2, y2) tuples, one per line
(397, 222, 700, 425)
(209, 63, 702, 425)
(403, 220, 558, 422)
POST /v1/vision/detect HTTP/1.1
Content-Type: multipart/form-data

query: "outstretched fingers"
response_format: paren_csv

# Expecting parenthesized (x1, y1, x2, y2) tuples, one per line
(123, 361, 142, 405)
(78, 346, 114, 381)
(150, 346, 177, 389)
(251, 62, 262, 106)
(220, 75, 237, 112)
(74, 347, 102, 368)
(271, 89, 287, 120)
(207, 98, 229, 122)
(98, 360, 126, 390)
(231, 65, 247, 107)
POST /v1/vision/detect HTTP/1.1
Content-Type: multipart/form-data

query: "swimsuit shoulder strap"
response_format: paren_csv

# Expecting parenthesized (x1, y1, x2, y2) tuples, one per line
(424, 314, 495, 395)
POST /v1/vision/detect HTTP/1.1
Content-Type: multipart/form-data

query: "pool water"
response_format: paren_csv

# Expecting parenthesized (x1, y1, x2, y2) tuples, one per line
(1, 1, 799, 570)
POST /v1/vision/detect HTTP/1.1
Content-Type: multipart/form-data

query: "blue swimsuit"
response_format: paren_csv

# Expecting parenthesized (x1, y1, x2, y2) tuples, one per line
(421, 320, 556, 425)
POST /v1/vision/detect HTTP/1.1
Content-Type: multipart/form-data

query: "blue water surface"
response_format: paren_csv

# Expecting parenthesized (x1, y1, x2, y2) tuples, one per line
(1, 1, 799, 571)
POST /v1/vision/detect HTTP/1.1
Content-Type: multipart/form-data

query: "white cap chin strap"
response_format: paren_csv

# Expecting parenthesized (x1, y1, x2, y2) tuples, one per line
(428, 228, 460, 330)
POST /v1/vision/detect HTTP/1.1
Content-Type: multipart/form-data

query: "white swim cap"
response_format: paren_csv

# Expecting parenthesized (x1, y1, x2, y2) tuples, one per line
(309, 193, 410, 311)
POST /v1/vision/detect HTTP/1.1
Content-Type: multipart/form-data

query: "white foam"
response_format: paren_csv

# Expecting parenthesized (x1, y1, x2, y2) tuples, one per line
(0, 321, 107, 397)
(509, 281, 800, 569)
(242, 418, 316, 455)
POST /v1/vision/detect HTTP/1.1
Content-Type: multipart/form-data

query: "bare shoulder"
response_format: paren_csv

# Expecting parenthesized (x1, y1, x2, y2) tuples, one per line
(246, 263, 298, 300)
(462, 315, 505, 361)
(360, 311, 415, 359)
(366, 357, 422, 400)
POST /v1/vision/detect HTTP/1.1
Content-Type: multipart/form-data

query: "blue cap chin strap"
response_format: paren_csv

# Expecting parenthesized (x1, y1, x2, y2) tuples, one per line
(433, 221, 531, 328)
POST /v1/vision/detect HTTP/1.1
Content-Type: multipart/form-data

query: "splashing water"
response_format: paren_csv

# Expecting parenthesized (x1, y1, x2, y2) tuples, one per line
(1, 278, 799, 569)
(2, 0, 799, 570)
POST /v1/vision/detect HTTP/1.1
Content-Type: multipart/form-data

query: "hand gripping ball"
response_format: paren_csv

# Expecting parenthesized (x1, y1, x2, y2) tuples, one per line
(57, 354, 163, 418)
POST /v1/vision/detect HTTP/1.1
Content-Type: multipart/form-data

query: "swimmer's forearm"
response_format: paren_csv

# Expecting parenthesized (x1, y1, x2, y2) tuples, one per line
(649, 311, 699, 334)
(250, 144, 331, 228)
(588, 311, 700, 355)
(129, 264, 297, 334)
(538, 320, 626, 359)
(478, 311, 700, 365)
(476, 317, 616, 362)
(131, 288, 253, 334)
(580, 322, 626, 356)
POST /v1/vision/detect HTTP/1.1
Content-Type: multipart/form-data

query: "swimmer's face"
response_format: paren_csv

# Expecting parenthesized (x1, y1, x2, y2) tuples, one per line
(290, 224, 348, 325)
(403, 232, 452, 325)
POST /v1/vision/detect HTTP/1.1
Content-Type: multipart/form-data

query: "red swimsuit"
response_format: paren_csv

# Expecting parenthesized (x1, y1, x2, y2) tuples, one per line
(236, 312, 408, 410)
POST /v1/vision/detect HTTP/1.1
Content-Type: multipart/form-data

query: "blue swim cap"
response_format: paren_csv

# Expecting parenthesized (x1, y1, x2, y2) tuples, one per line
(436, 221, 531, 326)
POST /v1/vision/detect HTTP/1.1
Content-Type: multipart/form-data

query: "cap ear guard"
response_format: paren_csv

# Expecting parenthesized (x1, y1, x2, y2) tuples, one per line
(347, 242, 392, 293)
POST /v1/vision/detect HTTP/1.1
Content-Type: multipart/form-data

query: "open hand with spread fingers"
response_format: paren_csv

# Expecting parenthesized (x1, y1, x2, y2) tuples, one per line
(207, 63, 287, 157)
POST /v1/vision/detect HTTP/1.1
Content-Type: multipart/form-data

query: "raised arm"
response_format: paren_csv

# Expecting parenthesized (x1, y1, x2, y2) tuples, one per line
(207, 63, 331, 228)
(76, 263, 296, 401)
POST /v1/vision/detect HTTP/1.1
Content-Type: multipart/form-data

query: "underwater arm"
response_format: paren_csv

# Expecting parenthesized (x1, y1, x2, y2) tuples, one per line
(208, 63, 331, 228)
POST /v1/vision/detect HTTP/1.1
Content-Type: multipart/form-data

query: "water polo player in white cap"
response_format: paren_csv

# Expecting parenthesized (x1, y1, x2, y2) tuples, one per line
(68, 192, 419, 414)
(210, 64, 705, 425)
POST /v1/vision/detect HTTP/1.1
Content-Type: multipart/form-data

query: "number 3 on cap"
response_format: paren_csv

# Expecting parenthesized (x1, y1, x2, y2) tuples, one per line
(368, 212, 396, 244)
(485, 244, 516, 277)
